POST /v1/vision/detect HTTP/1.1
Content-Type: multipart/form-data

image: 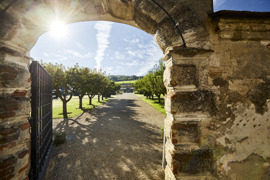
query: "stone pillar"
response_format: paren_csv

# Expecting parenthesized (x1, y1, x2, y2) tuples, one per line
(163, 46, 215, 180)
(0, 44, 31, 179)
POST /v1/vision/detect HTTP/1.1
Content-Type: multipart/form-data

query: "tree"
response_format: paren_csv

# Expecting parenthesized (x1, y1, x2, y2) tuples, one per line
(102, 81, 121, 98)
(133, 59, 166, 103)
(150, 60, 166, 103)
(86, 70, 102, 105)
(70, 64, 90, 109)
(43, 63, 75, 118)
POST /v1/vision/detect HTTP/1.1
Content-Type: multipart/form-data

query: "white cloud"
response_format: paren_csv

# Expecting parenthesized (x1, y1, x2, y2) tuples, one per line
(120, 60, 139, 66)
(127, 50, 136, 56)
(124, 38, 140, 44)
(136, 42, 163, 76)
(114, 51, 125, 60)
(75, 42, 85, 50)
(214, 0, 226, 7)
(94, 21, 113, 70)
(62, 49, 92, 59)
(43, 52, 49, 57)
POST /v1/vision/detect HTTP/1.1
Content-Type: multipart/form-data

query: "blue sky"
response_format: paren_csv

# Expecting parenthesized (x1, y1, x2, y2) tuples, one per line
(30, 0, 270, 76)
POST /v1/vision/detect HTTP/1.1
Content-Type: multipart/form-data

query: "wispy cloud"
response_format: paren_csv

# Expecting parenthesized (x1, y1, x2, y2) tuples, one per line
(124, 38, 140, 44)
(63, 49, 92, 59)
(94, 21, 113, 70)
(41, 49, 92, 65)
(125, 39, 163, 76)
(75, 42, 85, 50)
(114, 51, 125, 60)
(214, 0, 226, 7)
(43, 52, 49, 57)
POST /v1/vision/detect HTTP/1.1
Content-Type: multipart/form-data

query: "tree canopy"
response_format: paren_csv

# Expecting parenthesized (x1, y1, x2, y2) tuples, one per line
(42, 62, 120, 118)
(133, 60, 166, 103)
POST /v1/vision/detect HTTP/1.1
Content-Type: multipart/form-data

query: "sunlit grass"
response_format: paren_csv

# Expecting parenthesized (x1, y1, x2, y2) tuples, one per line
(135, 94, 166, 114)
(53, 95, 116, 119)
(115, 80, 137, 84)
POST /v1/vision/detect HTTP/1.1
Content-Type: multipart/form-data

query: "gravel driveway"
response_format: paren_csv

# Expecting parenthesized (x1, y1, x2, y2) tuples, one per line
(45, 93, 166, 180)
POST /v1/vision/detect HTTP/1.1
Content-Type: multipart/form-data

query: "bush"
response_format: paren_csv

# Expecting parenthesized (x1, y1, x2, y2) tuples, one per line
(160, 126, 164, 139)
(53, 131, 66, 146)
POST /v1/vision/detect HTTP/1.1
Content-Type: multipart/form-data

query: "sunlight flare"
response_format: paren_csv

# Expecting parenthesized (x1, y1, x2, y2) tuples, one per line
(49, 20, 68, 39)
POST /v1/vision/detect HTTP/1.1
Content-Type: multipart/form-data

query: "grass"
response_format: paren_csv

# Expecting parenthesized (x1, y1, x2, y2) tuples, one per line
(53, 95, 115, 119)
(135, 94, 166, 114)
(115, 80, 137, 84)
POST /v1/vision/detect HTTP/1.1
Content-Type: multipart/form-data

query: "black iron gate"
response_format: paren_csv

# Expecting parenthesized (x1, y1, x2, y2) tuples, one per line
(30, 61, 53, 180)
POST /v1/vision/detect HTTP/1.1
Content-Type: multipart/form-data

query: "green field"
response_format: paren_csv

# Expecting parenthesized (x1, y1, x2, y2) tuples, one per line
(53, 96, 115, 119)
(135, 94, 166, 114)
(115, 80, 137, 84)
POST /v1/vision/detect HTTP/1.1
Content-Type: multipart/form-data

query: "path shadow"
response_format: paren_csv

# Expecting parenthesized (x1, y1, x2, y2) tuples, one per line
(46, 94, 164, 180)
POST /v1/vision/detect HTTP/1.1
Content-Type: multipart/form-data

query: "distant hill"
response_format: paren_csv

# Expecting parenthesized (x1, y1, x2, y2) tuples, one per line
(109, 75, 143, 82)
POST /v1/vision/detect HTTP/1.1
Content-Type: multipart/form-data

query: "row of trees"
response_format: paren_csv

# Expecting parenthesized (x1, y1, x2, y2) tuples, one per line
(109, 75, 143, 82)
(133, 60, 166, 103)
(43, 63, 120, 118)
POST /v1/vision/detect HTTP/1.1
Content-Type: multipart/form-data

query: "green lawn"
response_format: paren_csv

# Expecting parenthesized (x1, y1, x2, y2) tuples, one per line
(115, 80, 137, 84)
(53, 95, 115, 119)
(135, 94, 166, 114)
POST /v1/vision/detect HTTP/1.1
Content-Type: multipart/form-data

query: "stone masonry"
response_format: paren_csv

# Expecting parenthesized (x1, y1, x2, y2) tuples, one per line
(0, 0, 270, 179)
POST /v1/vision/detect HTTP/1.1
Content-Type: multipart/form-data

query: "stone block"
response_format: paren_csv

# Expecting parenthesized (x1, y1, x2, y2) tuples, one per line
(0, 132, 20, 145)
(0, 63, 30, 89)
(0, 96, 30, 121)
(171, 64, 197, 87)
(0, 166, 15, 179)
(19, 123, 30, 131)
(18, 149, 29, 159)
(0, 127, 18, 136)
(18, 162, 29, 174)
(173, 149, 213, 174)
(171, 90, 216, 114)
(172, 121, 200, 145)
(0, 142, 16, 152)
(0, 156, 17, 169)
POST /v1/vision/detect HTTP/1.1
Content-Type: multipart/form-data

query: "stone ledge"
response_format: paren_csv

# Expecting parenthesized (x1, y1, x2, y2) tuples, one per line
(165, 46, 214, 57)
(211, 10, 270, 20)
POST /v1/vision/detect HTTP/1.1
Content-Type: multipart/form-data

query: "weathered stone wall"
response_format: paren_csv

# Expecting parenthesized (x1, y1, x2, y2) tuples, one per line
(208, 11, 270, 179)
(162, 11, 270, 180)
(0, 48, 31, 179)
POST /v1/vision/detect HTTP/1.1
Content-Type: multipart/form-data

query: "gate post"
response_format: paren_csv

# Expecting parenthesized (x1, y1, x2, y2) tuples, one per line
(163, 46, 215, 179)
(0, 45, 31, 180)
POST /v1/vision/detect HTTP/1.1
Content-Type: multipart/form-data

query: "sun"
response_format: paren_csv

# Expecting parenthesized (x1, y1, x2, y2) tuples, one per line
(49, 20, 68, 39)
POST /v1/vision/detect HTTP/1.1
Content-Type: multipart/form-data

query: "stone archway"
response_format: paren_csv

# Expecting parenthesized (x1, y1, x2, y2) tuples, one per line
(1, 0, 213, 179)
(3, 1, 270, 180)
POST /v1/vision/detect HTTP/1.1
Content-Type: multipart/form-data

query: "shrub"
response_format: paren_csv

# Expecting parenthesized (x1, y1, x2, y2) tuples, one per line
(53, 131, 66, 146)
(160, 126, 164, 139)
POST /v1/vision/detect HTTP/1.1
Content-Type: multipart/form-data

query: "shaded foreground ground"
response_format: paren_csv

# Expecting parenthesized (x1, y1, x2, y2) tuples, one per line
(45, 93, 166, 180)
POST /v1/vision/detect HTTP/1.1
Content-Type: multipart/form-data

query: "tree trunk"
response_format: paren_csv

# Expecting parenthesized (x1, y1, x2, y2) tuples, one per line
(158, 95, 161, 103)
(151, 95, 154, 100)
(89, 97, 92, 105)
(98, 95, 100, 102)
(102, 95, 104, 100)
(63, 101, 68, 118)
(79, 96, 83, 109)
